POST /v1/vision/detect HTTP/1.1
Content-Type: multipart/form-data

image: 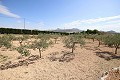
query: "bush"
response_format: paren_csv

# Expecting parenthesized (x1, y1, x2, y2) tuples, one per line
(37, 33, 51, 40)
(16, 46, 30, 56)
(0, 34, 12, 48)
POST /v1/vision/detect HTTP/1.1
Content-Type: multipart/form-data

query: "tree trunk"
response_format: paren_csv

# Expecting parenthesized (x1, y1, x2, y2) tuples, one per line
(19, 40, 22, 46)
(93, 38, 94, 42)
(115, 47, 118, 54)
(72, 42, 75, 53)
(98, 40, 100, 47)
(115, 44, 119, 54)
(55, 39, 57, 44)
(38, 48, 41, 58)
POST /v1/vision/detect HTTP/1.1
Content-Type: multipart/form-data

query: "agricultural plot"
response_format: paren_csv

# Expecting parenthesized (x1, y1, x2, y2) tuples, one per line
(0, 33, 120, 80)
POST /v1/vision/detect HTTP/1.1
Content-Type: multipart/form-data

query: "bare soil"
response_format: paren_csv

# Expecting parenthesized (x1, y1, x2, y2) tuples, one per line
(0, 38, 120, 80)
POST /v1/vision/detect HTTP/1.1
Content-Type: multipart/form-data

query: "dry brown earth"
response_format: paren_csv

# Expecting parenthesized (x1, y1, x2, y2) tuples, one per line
(0, 38, 120, 80)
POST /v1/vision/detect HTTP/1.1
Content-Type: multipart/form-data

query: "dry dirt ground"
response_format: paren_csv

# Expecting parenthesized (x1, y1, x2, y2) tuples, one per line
(0, 38, 120, 80)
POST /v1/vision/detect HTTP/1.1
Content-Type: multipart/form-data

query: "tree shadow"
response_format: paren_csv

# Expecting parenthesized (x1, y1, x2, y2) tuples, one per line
(84, 46, 102, 51)
(96, 51, 120, 61)
(48, 51, 75, 62)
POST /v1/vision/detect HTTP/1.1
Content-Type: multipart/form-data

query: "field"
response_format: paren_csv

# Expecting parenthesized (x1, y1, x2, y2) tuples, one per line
(0, 34, 120, 80)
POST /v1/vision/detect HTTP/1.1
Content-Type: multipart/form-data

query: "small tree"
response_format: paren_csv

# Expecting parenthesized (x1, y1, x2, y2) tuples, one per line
(16, 46, 30, 56)
(14, 35, 29, 46)
(95, 35, 105, 47)
(103, 34, 120, 54)
(52, 34, 60, 44)
(63, 35, 85, 53)
(0, 34, 12, 49)
(86, 34, 96, 42)
(30, 38, 53, 58)
(103, 35, 113, 47)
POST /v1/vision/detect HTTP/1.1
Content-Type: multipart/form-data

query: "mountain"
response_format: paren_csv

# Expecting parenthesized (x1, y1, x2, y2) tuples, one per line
(51, 28, 83, 33)
(107, 30, 117, 33)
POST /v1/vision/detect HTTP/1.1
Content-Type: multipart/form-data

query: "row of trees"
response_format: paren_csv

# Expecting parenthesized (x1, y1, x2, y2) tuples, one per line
(0, 33, 119, 59)
(81, 29, 100, 34)
(0, 33, 61, 58)
(0, 28, 69, 35)
(63, 33, 120, 54)
(85, 34, 120, 54)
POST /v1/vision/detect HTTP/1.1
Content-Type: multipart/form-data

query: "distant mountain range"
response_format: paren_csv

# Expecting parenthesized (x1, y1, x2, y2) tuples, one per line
(107, 30, 117, 33)
(51, 28, 83, 33)
(50, 28, 118, 33)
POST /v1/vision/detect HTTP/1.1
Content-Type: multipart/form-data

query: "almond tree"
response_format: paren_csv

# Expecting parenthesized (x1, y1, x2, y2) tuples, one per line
(103, 34, 120, 54)
(86, 34, 96, 42)
(30, 38, 53, 58)
(14, 35, 30, 46)
(95, 35, 105, 47)
(63, 35, 85, 53)
(16, 46, 30, 56)
(52, 34, 60, 44)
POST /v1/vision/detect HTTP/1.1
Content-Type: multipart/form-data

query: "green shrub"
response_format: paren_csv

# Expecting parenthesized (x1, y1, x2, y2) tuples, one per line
(16, 46, 30, 56)
(0, 34, 12, 48)
(37, 33, 51, 40)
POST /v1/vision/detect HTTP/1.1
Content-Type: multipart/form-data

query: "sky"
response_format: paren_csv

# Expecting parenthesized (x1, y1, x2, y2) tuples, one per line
(0, 0, 120, 32)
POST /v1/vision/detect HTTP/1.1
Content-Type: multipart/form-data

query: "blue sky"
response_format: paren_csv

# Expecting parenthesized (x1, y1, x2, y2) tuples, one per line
(0, 0, 120, 32)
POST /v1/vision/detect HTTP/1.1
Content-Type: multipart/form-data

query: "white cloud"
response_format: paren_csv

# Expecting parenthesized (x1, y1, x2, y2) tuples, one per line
(0, 4, 20, 18)
(81, 15, 120, 23)
(63, 15, 120, 26)
(106, 20, 120, 24)
(59, 15, 120, 32)
(62, 20, 81, 28)
(86, 24, 120, 32)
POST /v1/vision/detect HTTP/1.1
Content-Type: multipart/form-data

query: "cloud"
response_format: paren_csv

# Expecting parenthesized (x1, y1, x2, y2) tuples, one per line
(85, 24, 120, 32)
(63, 15, 120, 27)
(61, 15, 120, 28)
(81, 15, 120, 23)
(62, 20, 81, 28)
(106, 20, 120, 24)
(0, 4, 20, 18)
(59, 15, 120, 32)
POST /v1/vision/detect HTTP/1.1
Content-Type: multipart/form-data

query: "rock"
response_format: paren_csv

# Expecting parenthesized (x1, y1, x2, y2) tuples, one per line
(101, 66, 120, 80)
(48, 51, 75, 62)
(27, 55, 39, 61)
(0, 55, 39, 70)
